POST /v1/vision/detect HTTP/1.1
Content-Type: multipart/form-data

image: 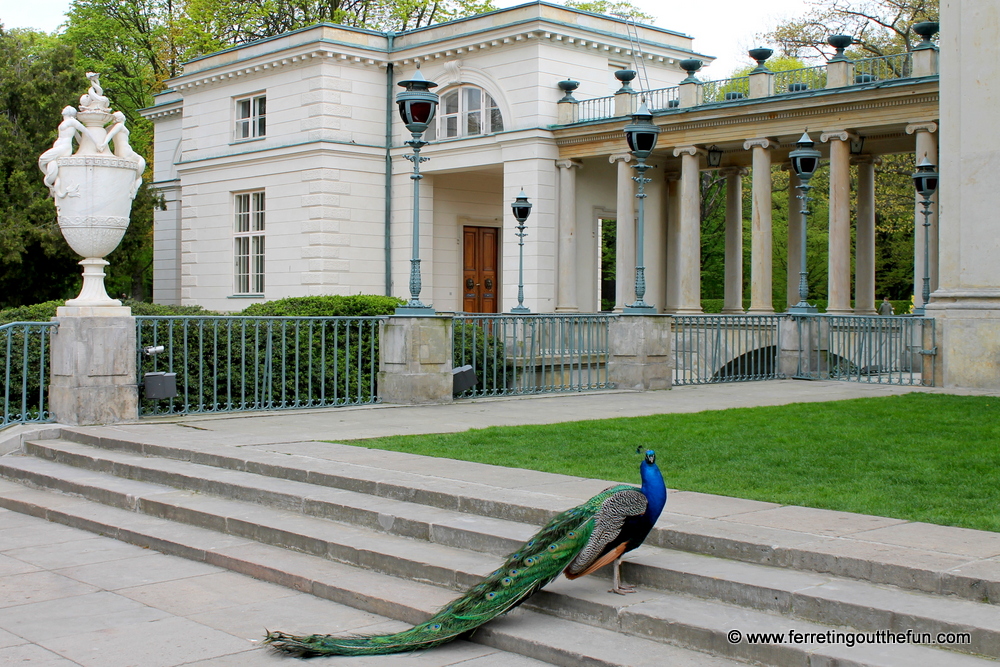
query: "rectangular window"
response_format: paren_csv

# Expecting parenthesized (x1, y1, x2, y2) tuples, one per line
(235, 94, 266, 141)
(234, 191, 265, 294)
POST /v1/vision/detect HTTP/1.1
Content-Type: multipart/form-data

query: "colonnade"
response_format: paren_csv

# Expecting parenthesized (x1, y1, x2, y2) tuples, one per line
(553, 125, 939, 315)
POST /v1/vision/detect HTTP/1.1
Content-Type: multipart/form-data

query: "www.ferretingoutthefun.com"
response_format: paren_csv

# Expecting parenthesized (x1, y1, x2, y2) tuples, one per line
(727, 629, 972, 648)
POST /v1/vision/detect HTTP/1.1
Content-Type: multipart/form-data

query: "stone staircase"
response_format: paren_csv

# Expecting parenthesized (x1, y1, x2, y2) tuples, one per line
(0, 425, 998, 666)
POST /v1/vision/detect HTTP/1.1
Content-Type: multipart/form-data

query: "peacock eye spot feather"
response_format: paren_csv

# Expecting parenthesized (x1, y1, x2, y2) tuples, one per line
(486, 592, 497, 599)
(568, 532, 576, 537)
(502, 577, 513, 586)
(527, 541, 534, 547)
(430, 624, 442, 631)
(508, 569, 519, 576)
(548, 544, 558, 551)
(524, 557, 535, 566)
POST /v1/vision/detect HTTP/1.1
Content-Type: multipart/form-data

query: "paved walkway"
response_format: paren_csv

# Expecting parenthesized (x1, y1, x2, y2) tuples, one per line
(1, 380, 995, 666)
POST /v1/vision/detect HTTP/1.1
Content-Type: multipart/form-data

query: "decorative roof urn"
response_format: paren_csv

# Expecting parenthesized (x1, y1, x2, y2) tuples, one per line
(38, 72, 145, 309)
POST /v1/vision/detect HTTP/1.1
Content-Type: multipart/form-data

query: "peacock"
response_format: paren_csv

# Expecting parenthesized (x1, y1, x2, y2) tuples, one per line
(264, 448, 667, 657)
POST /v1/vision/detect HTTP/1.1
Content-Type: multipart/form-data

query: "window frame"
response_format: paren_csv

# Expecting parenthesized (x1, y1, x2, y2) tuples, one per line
(427, 85, 503, 141)
(234, 93, 266, 142)
(234, 190, 265, 296)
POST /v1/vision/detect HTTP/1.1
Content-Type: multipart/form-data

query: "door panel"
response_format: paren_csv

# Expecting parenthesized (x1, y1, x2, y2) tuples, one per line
(462, 226, 499, 313)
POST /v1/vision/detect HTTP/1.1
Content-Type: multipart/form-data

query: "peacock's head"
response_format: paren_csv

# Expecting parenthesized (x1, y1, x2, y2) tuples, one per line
(636, 447, 656, 464)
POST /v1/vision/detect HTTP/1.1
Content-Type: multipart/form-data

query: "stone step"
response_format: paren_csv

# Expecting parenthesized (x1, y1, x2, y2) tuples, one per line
(55, 426, 1000, 605)
(0, 479, 747, 667)
(4, 445, 999, 661)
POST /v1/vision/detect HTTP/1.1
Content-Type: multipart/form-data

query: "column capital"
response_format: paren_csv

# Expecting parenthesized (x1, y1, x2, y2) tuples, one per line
(555, 159, 583, 170)
(820, 130, 858, 144)
(850, 155, 881, 166)
(673, 145, 706, 158)
(905, 121, 938, 135)
(720, 166, 749, 176)
(742, 137, 777, 150)
(609, 153, 633, 164)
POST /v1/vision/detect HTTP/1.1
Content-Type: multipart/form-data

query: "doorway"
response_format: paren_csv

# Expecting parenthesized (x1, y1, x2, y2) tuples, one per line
(462, 226, 499, 313)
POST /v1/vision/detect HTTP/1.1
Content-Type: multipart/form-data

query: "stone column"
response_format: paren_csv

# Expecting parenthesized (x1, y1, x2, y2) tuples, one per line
(744, 138, 775, 313)
(643, 164, 667, 312)
(927, 0, 1000, 389)
(907, 122, 939, 310)
(664, 172, 681, 312)
(672, 146, 705, 313)
(721, 167, 746, 313)
(785, 165, 802, 310)
(853, 155, 877, 314)
(49, 309, 138, 425)
(821, 131, 855, 314)
(555, 159, 581, 312)
(378, 316, 453, 404)
(611, 153, 635, 311)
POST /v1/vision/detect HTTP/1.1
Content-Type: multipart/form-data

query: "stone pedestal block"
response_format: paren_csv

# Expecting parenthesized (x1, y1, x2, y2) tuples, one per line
(378, 316, 453, 404)
(678, 81, 701, 107)
(749, 71, 773, 98)
(607, 315, 672, 391)
(926, 294, 1000, 389)
(49, 314, 138, 425)
(777, 316, 827, 378)
(825, 60, 852, 88)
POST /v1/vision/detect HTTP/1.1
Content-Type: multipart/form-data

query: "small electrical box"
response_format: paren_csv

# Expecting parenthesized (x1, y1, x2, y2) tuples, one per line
(143, 372, 178, 399)
(452, 365, 478, 395)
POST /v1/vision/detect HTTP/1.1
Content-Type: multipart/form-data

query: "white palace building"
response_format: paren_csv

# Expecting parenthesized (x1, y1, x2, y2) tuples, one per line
(143, 1, 942, 318)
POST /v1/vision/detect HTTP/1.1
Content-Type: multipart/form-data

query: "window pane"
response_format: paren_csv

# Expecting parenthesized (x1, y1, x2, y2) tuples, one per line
(445, 116, 457, 137)
(466, 111, 481, 136)
(237, 99, 250, 119)
(235, 237, 249, 294)
(252, 236, 265, 293)
(255, 96, 266, 117)
(444, 91, 459, 114)
(235, 194, 250, 232)
(252, 192, 265, 231)
(464, 87, 481, 111)
(490, 108, 504, 132)
(256, 117, 266, 137)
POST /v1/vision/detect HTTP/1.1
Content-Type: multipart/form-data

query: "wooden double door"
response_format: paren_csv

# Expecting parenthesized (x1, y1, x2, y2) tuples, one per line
(462, 226, 499, 313)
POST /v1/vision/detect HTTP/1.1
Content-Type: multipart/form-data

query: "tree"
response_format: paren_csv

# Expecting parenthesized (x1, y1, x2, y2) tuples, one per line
(0, 27, 89, 307)
(563, 1, 654, 22)
(763, 0, 938, 61)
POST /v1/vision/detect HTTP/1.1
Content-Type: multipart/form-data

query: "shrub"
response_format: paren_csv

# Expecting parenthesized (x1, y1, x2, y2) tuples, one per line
(240, 295, 404, 317)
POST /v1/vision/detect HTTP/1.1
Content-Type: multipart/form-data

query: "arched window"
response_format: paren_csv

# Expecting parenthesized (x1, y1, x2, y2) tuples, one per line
(427, 85, 504, 140)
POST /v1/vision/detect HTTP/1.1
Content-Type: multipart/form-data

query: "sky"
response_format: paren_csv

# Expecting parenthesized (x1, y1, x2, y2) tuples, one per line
(1, 0, 812, 76)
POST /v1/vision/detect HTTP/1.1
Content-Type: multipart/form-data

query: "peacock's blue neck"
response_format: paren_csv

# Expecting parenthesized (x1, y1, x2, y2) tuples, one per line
(639, 461, 667, 524)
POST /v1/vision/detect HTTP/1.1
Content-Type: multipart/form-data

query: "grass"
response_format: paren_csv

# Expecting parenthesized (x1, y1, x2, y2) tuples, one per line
(340, 393, 1000, 533)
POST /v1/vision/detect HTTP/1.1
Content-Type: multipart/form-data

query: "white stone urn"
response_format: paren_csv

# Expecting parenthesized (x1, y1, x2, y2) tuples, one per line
(38, 73, 145, 309)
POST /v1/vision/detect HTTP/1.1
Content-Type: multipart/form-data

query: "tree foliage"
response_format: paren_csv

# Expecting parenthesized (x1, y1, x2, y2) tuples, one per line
(563, 1, 654, 22)
(763, 0, 938, 61)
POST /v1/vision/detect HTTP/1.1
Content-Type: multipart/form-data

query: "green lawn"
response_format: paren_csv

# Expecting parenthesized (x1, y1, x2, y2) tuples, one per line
(341, 393, 1000, 532)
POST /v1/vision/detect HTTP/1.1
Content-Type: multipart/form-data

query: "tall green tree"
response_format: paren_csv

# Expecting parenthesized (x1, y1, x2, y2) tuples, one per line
(0, 27, 88, 307)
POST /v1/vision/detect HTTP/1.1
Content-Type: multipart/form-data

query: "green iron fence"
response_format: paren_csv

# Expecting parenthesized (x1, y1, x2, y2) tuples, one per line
(452, 314, 615, 397)
(135, 316, 384, 416)
(792, 314, 935, 385)
(673, 315, 783, 385)
(1, 322, 58, 429)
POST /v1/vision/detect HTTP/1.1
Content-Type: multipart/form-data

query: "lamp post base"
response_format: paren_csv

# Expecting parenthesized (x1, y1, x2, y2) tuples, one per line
(787, 302, 818, 315)
(395, 303, 436, 316)
(510, 306, 530, 314)
(623, 304, 657, 314)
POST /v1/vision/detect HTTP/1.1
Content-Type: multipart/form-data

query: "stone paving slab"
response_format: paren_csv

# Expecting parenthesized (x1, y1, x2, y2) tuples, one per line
(0, 509, 553, 667)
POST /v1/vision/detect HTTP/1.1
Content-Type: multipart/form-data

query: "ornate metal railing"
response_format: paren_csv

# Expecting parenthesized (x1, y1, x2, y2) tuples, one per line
(1, 322, 58, 429)
(643, 86, 680, 111)
(673, 315, 783, 385)
(576, 95, 616, 122)
(792, 314, 934, 385)
(135, 316, 384, 416)
(701, 76, 751, 103)
(452, 314, 615, 397)
(853, 52, 913, 82)
(774, 65, 828, 94)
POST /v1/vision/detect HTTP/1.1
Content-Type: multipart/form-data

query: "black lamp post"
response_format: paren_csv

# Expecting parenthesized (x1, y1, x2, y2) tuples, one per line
(395, 68, 439, 314)
(622, 102, 660, 313)
(788, 131, 821, 314)
(912, 157, 938, 316)
(510, 191, 533, 314)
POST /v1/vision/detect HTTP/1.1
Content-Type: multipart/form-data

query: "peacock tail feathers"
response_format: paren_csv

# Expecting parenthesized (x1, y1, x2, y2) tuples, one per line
(264, 484, 639, 657)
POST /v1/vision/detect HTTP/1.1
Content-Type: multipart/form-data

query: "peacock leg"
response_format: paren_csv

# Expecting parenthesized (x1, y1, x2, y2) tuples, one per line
(609, 557, 636, 595)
